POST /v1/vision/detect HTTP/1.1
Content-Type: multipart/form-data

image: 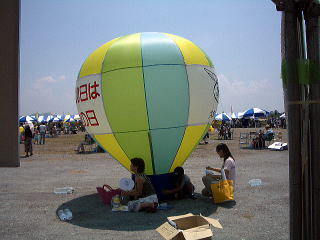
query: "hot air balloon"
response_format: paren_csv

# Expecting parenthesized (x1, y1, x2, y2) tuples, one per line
(76, 32, 219, 177)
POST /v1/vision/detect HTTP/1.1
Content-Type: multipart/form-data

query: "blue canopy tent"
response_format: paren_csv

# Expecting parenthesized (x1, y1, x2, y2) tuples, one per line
(243, 108, 269, 118)
(19, 116, 36, 123)
(215, 112, 232, 121)
(37, 116, 46, 123)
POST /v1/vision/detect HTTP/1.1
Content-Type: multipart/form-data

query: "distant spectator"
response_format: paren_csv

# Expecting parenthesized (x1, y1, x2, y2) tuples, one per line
(76, 133, 95, 153)
(201, 131, 209, 144)
(33, 126, 39, 144)
(19, 123, 24, 144)
(39, 123, 46, 144)
(24, 125, 33, 157)
(252, 130, 265, 149)
(263, 125, 274, 140)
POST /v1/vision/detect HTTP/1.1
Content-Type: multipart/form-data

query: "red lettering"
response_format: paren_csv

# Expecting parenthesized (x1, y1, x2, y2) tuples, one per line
(77, 81, 100, 103)
(79, 84, 88, 102)
(80, 112, 89, 126)
(86, 110, 99, 126)
(89, 81, 100, 100)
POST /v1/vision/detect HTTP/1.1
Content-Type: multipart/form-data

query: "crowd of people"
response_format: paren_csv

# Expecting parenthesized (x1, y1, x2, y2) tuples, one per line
(231, 117, 286, 129)
(250, 125, 275, 149)
(218, 124, 233, 140)
(118, 143, 236, 212)
(19, 121, 85, 157)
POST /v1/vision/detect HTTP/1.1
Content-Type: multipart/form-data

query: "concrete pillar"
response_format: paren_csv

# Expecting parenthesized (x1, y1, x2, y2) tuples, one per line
(0, 0, 20, 167)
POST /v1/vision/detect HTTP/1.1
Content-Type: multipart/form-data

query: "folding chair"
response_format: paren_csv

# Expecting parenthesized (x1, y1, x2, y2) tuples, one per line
(239, 132, 250, 148)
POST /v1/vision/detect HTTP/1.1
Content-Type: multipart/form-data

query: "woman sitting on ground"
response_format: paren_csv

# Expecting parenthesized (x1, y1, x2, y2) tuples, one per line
(121, 158, 158, 212)
(202, 143, 236, 197)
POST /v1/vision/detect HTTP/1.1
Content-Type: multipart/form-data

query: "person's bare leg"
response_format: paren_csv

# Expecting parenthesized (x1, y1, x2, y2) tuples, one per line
(202, 176, 219, 196)
(139, 202, 158, 212)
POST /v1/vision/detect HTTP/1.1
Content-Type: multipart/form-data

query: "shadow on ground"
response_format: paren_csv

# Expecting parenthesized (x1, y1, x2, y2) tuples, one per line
(56, 193, 235, 231)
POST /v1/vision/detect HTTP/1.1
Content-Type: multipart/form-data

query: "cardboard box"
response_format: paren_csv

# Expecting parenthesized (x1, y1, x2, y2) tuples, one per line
(156, 213, 222, 240)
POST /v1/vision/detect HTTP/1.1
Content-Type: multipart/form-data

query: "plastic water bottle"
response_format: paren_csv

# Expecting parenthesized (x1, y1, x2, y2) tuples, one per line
(64, 209, 73, 220)
(168, 219, 177, 228)
(54, 187, 74, 194)
(248, 179, 262, 187)
(157, 203, 174, 210)
(58, 210, 67, 221)
(111, 195, 121, 208)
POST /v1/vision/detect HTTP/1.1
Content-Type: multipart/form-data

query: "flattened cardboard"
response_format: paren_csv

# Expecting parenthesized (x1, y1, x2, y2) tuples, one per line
(203, 217, 223, 229)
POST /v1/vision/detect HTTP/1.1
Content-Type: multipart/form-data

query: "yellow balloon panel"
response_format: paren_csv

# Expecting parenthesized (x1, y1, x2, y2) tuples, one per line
(164, 33, 211, 66)
(94, 134, 131, 171)
(169, 124, 209, 172)
(79, 37, 119, 78)
(114, 131, 154, 175)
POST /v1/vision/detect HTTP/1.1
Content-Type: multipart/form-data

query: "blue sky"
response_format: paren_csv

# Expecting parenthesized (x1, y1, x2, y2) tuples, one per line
(20, 0, 283, 115)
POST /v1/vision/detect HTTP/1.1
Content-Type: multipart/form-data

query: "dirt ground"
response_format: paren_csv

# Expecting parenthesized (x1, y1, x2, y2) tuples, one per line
(0, 128, 289, 240)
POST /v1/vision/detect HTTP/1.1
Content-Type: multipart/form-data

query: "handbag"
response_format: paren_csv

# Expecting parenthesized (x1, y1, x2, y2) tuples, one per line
(211, 169, 234, 204)
(96, 184, 121, 205)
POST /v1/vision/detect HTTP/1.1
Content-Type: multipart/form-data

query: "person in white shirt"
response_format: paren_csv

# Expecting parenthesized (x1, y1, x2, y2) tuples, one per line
(39, 124, 47, 144)
(202, 143, 236, 197)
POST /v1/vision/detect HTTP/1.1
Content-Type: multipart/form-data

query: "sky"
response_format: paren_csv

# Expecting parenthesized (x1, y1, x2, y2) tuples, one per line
(20, 0, 284, 116)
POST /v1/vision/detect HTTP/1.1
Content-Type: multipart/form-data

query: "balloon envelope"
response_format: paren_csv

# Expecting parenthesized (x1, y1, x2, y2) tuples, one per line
(76, 32, 219, 175)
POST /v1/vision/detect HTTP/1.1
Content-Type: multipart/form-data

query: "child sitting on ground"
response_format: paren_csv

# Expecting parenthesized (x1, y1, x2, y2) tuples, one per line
(163, 167, 196, 200)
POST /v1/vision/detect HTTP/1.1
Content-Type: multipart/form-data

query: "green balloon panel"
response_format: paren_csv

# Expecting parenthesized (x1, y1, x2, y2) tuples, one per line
(101, 68, 149, 133)
(143, 65, 189, 129)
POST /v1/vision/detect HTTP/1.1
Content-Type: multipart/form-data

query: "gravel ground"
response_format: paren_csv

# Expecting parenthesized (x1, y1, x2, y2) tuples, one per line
(0, 128, 289, 240)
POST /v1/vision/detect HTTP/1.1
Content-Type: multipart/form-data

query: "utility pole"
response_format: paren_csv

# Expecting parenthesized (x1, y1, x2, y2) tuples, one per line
(0, 0, 20, 167)
(304, 1, 320, 238)
(272, 0, 320, 239)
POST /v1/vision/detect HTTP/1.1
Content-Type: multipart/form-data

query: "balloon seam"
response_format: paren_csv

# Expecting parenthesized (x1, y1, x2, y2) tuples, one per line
(99, 64, 208, 75)
(140, 33, 156, 175)
(100, 38, 118, 134)
(92, 122, 210, 135)
(164, 36, 190, 173)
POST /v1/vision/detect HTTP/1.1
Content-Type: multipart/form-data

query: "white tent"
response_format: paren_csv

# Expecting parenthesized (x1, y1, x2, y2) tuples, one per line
(231, 112, 238, 119)
(237, 112, 244, 119)
(73, 114, 80, 120)
(63, 114, 71, 122)
(280, 113, 286, 119)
